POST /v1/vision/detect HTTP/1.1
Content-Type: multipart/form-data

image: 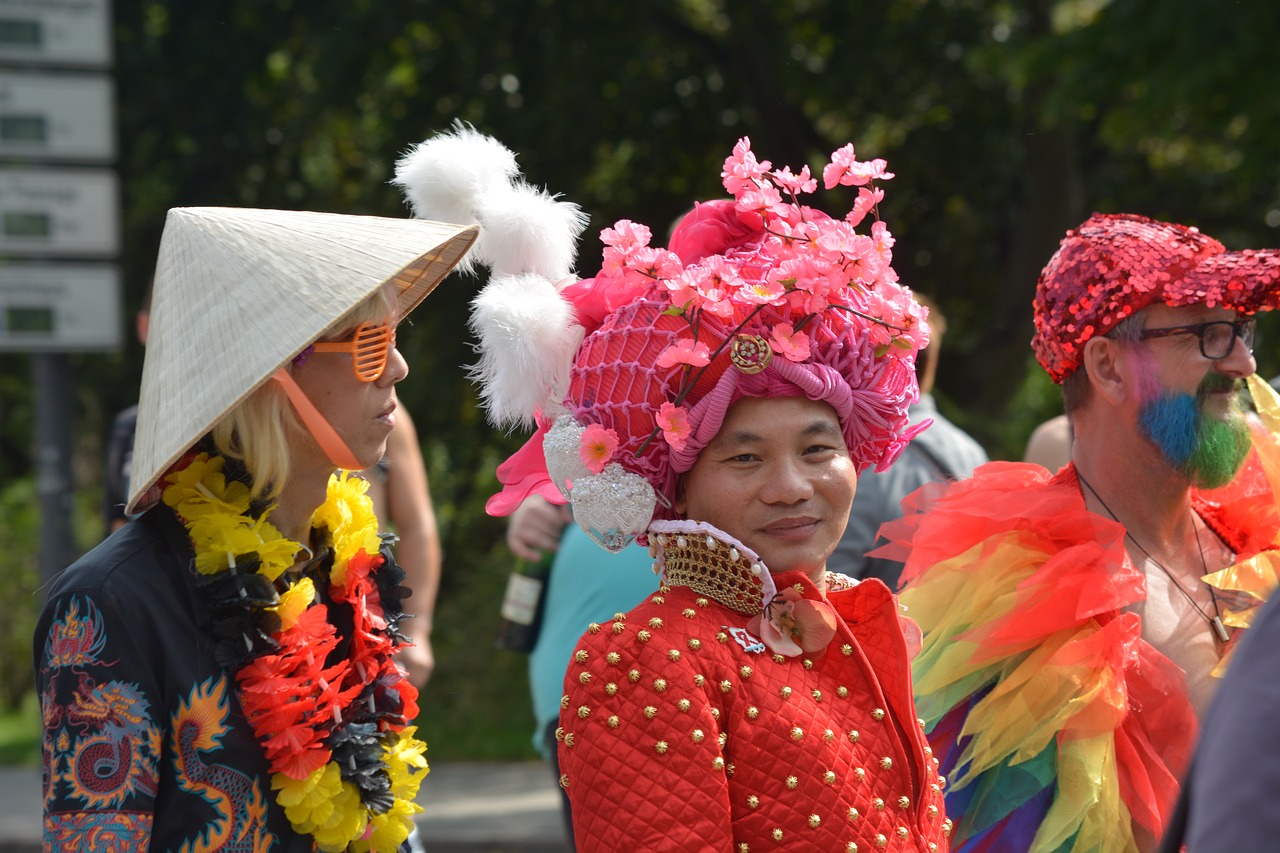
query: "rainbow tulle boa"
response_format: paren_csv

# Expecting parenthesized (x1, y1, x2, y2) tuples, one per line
(880, 376, 1280, 852)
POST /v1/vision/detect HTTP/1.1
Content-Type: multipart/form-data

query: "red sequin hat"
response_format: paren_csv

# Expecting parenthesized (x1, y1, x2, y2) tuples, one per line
(1032, 212, 1280, 382)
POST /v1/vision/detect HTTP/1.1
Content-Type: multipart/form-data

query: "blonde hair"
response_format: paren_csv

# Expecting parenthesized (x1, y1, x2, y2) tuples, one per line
(210, 286, 399, 501)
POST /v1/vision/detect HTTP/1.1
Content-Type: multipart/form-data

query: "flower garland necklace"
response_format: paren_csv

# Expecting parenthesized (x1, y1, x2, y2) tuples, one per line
(162, 452, 425, 853)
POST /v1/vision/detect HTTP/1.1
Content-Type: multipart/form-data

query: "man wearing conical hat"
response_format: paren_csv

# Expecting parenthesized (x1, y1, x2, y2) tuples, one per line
(35, 207, 475, 852)
(877, 213, 1280, 852)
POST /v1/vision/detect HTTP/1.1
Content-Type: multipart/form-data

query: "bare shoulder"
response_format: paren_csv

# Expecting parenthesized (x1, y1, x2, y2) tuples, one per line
(1024, 414, 1072, 471)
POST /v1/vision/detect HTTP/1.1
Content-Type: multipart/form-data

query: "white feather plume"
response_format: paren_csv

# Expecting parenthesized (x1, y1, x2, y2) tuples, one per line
(468, 273, 583, 429)
(391, 120, 518, 273)
(473, 181, 590, 281)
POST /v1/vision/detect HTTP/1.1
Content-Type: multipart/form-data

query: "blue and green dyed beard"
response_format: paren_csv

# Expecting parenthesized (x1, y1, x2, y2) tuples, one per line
(1137, 373, 1252, 489)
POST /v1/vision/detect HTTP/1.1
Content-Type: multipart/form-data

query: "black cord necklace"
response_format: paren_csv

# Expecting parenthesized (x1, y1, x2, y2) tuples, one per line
(1076, 470, 1230, 644)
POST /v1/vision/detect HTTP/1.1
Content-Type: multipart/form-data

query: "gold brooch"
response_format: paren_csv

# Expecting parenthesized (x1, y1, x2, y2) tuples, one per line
(729, 334, 773, 374)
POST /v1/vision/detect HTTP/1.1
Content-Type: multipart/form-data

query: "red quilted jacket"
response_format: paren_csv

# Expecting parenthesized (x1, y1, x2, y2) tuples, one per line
(559, 568, 951, 852)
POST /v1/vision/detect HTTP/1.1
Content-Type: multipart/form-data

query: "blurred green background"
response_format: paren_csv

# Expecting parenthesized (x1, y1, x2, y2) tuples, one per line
(5, 0, 1280, 763)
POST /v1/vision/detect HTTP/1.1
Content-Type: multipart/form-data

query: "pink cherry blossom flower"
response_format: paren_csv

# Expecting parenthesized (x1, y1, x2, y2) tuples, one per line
(736, 183, 786, 227)
(845, 158, 894, 186)
(815, 221, 865, 257)
(663, 269, 701, 308)
(846, 186, 885, 227)
(690, 256, 745, 317)
(861, 287, 930, 354)
(721, 137, 772, 195)
(771, 165, 817, 195)
(656, 338, 712, 369)
(695, 292, 738, 321)
(746, 588, 838, 657)
(579, 423, 620, 475)
(600, 219, 652, 251)
(769, 323, 812, 362)
(736, 277, 786, 306)
(622, 246, 684, 287)
(871, 220, 895, 261)
(824, 144, 895, 189)
(823, 143, 858, 190)
(788, 288, 830, 315)
(656, 402, 691, 452)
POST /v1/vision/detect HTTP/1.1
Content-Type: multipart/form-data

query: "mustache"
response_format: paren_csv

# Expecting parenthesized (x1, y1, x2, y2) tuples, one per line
(1197, 373, 1242, 398)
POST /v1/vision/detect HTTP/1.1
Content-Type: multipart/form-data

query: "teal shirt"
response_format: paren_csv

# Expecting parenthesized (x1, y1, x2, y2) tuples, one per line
(528, 524, 658, 756)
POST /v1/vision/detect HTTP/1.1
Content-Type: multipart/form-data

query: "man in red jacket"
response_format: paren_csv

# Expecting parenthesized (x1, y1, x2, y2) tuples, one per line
(396, 123, 952, 852)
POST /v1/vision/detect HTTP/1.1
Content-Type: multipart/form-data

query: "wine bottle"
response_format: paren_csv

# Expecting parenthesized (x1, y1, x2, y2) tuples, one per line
(496, 553, 552, 653)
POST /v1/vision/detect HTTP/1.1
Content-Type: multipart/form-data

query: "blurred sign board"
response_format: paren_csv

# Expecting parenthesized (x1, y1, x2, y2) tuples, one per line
(0, 0, 111, 67)
(0, 261, 120, 350)
(0, 166, 118, 255)
(0, 70, 113, 160)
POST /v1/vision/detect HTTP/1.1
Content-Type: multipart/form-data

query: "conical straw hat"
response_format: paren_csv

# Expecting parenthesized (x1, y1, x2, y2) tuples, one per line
(127, 207, 477, 513)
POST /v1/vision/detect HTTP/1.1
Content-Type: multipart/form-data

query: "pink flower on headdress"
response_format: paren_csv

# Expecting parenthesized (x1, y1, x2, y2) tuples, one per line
(817, 223, 871, 259)
(656, 338, 712, 370)
(824, 143, 895, 189)
(852, 158, 894, 184)
(746, 587, 838, 657)
(686, 257, 742, 320)
(846, 186, 885, 227)
(663, 269, 701, 308)
(656, 402, 691, 452)
(771, 165, 817, 195)
(721, 137, 772, 195)
(579, 423, 619, 475)
(846, 249, 888, 290)
(599, 221, 671, 287)
(862, 287, 931, 354)
(770, 216, 816, 251)
(823, 144, 859, 190)
(788, 287, 831, 316)
(737, 183, 786, 228)
(769, 323, 812, 362)
(601, 220, 653, 251)
(871, 221, 895, 263)
(736, 277, 786, 306)
(628, 246, 684, 283)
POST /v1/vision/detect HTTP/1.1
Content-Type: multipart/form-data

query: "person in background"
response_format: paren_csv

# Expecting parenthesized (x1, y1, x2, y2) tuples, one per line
(1158, 589, 1280, 851)
(362, 408, 440, 690)
(102, 284, 151, 534)
(36, 206, 475, 851)
(397, 124, 951, 851)
(1023, 412, 1072, 471)
(879, 212, 1280, 852)
(506, 495, 657, 850)
(830, 293, 987, 585)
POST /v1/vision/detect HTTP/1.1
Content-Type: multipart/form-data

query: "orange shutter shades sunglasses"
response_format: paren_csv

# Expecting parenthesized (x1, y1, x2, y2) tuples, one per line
(310, 321, 397, 382)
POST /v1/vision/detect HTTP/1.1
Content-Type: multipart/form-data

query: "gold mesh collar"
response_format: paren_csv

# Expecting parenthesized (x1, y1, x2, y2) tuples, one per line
(648, 522, 770, 615)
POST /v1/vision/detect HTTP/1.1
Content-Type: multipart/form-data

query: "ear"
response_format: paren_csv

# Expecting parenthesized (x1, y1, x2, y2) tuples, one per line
(672, 475, 687, 516)
(1080, 335, 1129, 406)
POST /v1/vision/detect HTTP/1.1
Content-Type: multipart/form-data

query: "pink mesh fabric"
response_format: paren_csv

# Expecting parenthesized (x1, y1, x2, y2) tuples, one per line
(564, 277, 921, 519)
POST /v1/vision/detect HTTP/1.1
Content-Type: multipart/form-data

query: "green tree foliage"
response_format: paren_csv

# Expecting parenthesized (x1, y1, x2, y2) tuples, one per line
(5, 0, 1280, 746)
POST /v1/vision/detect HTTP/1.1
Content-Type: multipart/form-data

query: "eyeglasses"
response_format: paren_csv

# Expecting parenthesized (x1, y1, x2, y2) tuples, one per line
(1136, 318, 1256, 360)
(311, 321, 397, 381)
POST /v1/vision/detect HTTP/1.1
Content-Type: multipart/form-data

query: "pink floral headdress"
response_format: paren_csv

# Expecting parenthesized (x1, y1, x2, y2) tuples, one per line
(397, 127, 930, 552)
